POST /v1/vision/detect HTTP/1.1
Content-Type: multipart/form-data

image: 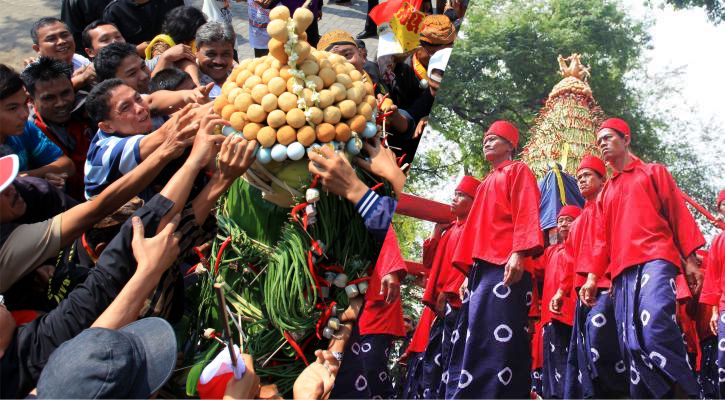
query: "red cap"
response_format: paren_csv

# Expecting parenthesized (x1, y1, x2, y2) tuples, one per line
(577, 155, 606, 178)
(455, 176, 481, 198)
(0, 154, 19, 193)
(557, 205, 582, 220)
(485, 120, 519, 148)
(717, 189, 725, 207)
(598, 118, 631, 138)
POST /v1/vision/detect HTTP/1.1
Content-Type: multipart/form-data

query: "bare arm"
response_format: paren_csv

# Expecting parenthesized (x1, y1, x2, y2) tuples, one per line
(147, 83, 213, 116)
(92, 214, 180, 329)
(24, 154, 75, 178)
(138, 104, 200, 160)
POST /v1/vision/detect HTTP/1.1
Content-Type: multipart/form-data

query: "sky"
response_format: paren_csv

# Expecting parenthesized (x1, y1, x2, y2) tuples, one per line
(413, 0, 725, 204)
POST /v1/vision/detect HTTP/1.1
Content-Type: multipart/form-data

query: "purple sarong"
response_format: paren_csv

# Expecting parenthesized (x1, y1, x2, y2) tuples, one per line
(402, 351, 425, 399)
(331, 325, 396, 399)
(698, 336, 717, 398)
(444, 261, 532, 399)
(612, 260, 699, 398)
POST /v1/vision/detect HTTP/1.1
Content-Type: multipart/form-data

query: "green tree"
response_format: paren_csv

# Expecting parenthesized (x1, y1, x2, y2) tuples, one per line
(661, 0, 725, 24)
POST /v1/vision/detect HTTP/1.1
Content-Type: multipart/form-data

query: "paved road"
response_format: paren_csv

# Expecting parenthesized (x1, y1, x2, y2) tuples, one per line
(0, 0, 378, 70)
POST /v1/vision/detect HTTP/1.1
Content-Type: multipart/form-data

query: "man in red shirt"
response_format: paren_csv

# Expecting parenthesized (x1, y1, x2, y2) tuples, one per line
(330, 227, 408, 399)
(580, 118, 704, 398)
(417, 175, 479, 399)
(401, 307, 436, 399)
(446, 121, 543, 398)
(549, 155, 627, 398)
(535, 205, 580, 398)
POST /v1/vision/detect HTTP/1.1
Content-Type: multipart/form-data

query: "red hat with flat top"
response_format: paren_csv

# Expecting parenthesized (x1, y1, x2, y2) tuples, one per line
(577, 155, 606, 178)
(456, 176, 481, 198)
(557, 205, 582, 220)
(485, 120, 519, 148)
(717, 189, 725, 207)
(0, 154, 19, 193)
(598, 118, 631, 138)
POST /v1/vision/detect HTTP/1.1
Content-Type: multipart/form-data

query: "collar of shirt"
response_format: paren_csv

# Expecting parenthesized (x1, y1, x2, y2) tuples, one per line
(612, 154, 643, 179)
(492, 159, 515, 171)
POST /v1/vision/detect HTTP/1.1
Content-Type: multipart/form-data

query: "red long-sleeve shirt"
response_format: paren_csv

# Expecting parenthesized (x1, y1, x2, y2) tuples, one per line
(359, 226, 408, 336)
(701, 233, 725, 311)
(452, 160, 543, 273)
(534, 244, 574, 326)
(559, 201, 611, 294)
(405, 307, 436, 354)
(590, 156, 704, 279)
(422, 220, 467, 310)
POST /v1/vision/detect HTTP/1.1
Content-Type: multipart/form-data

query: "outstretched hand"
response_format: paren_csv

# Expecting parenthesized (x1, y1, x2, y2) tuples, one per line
(131, 213, 181, 277)
(308, 146, 369, 204)
(354, 137, 405, 196)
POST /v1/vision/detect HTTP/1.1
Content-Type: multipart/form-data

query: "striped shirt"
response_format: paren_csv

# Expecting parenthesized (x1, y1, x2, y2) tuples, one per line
(84, 130, 143, 199)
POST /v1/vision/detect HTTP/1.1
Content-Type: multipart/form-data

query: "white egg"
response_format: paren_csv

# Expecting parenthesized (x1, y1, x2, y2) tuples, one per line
(271, 144, 288, 162)
(287, 142, 306, 160)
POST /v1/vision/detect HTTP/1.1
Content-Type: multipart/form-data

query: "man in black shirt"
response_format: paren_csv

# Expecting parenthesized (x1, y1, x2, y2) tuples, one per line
(102, 0, 184, 46)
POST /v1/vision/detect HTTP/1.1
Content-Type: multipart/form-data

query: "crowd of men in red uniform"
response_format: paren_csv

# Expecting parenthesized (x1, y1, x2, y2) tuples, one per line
(381, 117, 725, 399)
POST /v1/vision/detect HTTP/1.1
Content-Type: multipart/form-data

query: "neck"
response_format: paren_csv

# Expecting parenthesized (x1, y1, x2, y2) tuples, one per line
(610, 151, 633, 172)
(490, 156, 511, 169)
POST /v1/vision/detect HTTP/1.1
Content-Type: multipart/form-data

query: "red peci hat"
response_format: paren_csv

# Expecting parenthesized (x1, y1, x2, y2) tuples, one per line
(485, 120, 519, 148)
(598, 118, 631, 138)
(557, 205, 582, 220)
(456, 176, 481, 198)
(0, 154, 19, 193)
(577, 155, 606, 178)
(717, 189, 725, 207)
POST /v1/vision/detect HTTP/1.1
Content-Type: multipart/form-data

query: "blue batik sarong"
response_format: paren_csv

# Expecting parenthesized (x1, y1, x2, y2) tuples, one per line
(434, 303, 461, 399)
(542, 320, 572, 398)
(402, 351, 425, 399)
(420, 317, 443, 399)
(445, 261, 532, 399)
(613, 260, 699, 398)
(331, 325, 396, 399)
(699, 336, 717, 399)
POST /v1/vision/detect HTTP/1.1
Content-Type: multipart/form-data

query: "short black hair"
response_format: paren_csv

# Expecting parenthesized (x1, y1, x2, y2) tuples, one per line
(31, 17, 68, 45)
(94, 42, 138, 82)
(86, 78, 125, 123)
(161, 6, 208, 45)
(81, 20, 119, 51)
(149, 68, 191, 93)
(20, 57, 72, 97)
(355, 39, 366, 49)
(0, 64, 24, 100)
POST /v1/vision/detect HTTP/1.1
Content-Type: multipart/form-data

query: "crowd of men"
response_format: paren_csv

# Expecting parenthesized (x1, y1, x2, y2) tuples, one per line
(399, 117, 725, 399)
(0, 0, 463, 398)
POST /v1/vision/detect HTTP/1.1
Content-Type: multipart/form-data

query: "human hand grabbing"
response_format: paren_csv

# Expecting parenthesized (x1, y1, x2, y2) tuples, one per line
(158, 103, 201, 160)
(162, 44, 195, 63)
(131, 213, 181, 277)
(308, 145, 369, 204)
(44, 172, 68, 189)
(216, 134, 258, 182)
(293, 350, 339, 400)
(354, 137, 405, 196)
(186, 113, 228, 170)
(223, 353, 261, 400)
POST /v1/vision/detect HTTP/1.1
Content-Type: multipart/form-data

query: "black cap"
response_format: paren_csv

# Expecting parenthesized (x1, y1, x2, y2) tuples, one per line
(37, 318, 177, 399)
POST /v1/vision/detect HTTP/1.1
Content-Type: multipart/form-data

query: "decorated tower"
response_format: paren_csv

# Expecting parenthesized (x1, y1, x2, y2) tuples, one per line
(521, 54, 605, 178)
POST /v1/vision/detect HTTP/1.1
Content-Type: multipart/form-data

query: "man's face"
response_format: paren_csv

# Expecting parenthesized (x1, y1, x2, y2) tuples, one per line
(556, 215, 575, 241)
(451, 190, 473, 219)
(32, 77, 75, 125)
(719, 201, 725, 218)
(329, 44, 365, 73)
(0, 90, 30, 137)
(99, 85, 152, 135)
(116, 54, 150, 94)
(415, 42, 451, 67)
(576, 168, 604, 199)
(33, 22, 75, 64)
(197, 42, 234, 84)
(596, 128, 629, 164)
(86, 24, 126, 58)
(482, 134, 512, 162)
(0, 183, 27, 223)
(429, 75, 441, 96)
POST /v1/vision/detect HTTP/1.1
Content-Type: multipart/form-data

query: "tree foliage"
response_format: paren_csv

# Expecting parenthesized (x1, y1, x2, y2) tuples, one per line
(662, 0, 725, 24)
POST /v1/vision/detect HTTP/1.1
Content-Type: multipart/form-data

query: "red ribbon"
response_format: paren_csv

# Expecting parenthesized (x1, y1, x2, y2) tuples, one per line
(214, 236, 233, 275)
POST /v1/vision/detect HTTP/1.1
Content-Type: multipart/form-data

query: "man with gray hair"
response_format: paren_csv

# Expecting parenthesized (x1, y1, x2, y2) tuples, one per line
(195, 21, 235, 100)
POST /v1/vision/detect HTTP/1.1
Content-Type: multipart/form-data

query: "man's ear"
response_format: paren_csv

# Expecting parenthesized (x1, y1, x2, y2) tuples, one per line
(32, 44, 40, 53)
(98, 120, 114, 133)
(85, 47, 96, 59)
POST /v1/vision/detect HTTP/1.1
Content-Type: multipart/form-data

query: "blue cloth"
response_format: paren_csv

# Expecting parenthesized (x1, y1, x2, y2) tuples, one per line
(699, 336, 717, 399)
(538, 165, 584, 231)
(531, 368, 543, 396)
(717, 313, 725, 398)
(402, 352, 425, 399)
(84, 130, 143, 199)
(3, 122, 63, 172)
(435, 304, 460, 399)
(565, 292, 627, 398)
(542, 320, 571, 398)
(613, 260, 699, 398)
(420, 317, 444, 399)
(355, 189, 396, 243)
(445, 261, 532, 399)
(330, 324, 396, 399)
